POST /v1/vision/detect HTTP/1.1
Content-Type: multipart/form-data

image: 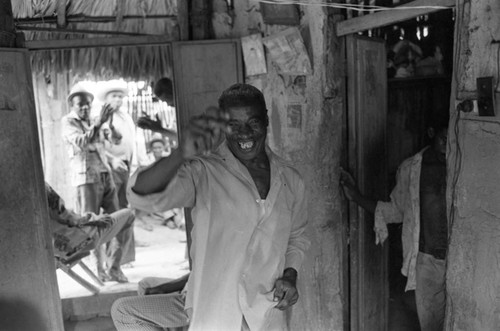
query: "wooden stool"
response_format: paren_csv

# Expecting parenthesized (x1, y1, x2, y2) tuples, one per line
(56, 251, 104, 295)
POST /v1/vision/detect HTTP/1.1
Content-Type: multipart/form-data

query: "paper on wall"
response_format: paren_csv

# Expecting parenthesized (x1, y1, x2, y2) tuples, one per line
(263, 27, 312, 76)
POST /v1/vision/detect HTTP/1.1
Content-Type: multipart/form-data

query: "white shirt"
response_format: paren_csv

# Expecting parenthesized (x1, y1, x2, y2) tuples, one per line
(127, 142, 310, 331)
(105, 108, 136, 164)
(375, 147, 428, 291)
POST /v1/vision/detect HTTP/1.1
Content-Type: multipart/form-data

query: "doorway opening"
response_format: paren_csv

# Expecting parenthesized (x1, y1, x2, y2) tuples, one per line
(383, 10, 453, 331)
(345, 6, 455, 331)
(31, 45, 189, 299)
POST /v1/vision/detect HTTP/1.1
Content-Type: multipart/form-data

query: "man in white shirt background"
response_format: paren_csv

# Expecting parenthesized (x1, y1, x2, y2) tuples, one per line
(97, 80, 137, 282)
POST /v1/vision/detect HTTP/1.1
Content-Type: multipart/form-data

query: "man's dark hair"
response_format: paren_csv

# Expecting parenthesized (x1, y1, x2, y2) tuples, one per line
(153, 78, 174, 98)
(218, 83, 267, 114)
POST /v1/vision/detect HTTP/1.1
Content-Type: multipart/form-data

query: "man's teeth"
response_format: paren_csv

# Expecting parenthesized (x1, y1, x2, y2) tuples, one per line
(239, 141, 254, 149)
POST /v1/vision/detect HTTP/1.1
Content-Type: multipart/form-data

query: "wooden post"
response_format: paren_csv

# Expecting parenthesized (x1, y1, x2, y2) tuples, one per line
(445, 0, 500, 329)
(0, 2, 64, 330)
(177, 0, 189, 40)
(56, 0, 67, 28)
(0, 0, 16, 47)
(191, 0, 212, 40)
(115, 0, 125, 31)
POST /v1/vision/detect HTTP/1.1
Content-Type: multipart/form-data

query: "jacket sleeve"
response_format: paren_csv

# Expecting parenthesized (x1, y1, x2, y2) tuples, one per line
(374, 163, 409, 243)
(61, 116, 101, 153)
(45, 183, 84, 227)
(284, 174, 310, 271)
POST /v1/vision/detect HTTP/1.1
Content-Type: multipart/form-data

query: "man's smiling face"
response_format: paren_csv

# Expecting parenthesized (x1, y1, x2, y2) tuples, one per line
(225, 105, 268, 162)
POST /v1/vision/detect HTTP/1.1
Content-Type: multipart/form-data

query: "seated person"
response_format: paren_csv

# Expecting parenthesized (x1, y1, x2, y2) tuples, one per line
(111, 273, 190, 330)
(46, 183, 134, 281)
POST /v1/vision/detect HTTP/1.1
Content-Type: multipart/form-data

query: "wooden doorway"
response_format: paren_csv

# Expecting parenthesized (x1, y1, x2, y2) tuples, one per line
(171, 38, 244, 266)
(346, 34, 389, 331)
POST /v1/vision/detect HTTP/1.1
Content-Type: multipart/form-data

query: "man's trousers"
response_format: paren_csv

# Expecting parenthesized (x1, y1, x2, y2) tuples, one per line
(415, 252, 446, 331)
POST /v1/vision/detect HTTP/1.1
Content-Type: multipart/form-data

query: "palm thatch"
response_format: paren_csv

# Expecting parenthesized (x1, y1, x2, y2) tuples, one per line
(13, 0, 178, 81)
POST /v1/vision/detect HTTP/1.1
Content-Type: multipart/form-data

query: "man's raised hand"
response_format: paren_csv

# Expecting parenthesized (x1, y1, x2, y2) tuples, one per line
(137, 112, 165, 132)
(97, 103, 114, 126)
(181, 107, 230, 159)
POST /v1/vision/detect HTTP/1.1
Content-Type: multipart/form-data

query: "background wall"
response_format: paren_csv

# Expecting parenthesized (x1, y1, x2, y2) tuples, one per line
(33, 72, 75, 208)
(446, 0, 500, 330)
(211, 1, 345, 329)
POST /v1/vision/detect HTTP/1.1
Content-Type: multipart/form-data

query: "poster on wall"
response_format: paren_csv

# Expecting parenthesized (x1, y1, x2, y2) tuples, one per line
(285, 99, 306, 150)
(263, 27, 312, 76)
(241, 34, 267, 76)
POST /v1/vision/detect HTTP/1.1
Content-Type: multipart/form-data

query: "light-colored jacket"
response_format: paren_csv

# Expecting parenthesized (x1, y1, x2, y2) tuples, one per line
(61, 112, 110, 187)
(375, 147, 429, 291)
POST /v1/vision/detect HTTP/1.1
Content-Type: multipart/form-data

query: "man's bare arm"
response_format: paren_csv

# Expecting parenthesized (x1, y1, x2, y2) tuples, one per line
(340, 168, 377, 214)
(132, 148, 186, 195)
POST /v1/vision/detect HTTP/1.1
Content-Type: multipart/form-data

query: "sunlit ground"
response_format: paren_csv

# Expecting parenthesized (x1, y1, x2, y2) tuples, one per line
(56, 215, 189, 299)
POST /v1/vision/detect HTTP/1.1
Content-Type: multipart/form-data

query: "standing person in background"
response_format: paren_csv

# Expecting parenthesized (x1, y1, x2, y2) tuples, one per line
(341, 119, 449, 331)
(97, 80, 137, 281)
(137, 77, 178, 147)
(62, 83, 128, 282)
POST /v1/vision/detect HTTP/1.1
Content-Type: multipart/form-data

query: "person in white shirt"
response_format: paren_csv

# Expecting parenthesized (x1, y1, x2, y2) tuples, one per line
(97, 80, 137, 282)
(113, 83, 310, 330)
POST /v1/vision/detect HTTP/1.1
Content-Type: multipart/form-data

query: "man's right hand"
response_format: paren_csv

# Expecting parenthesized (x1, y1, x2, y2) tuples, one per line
(181, 107, 231, 159)
(144, 286, 167, 295)
(97, 104, 114, 126)
(144, 278, 186, 295)
(340, 168, 361, 201)
(137, 112, 165, 132)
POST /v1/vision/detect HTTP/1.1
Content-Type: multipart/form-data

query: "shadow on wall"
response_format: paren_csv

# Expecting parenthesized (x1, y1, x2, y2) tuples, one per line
(0, 299, 46, 331)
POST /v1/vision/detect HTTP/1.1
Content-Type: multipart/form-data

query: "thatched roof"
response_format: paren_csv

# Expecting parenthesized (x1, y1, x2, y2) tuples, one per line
(13, 0, 178, 81)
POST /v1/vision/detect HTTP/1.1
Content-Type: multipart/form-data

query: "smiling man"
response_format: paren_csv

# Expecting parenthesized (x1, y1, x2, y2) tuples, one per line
(124, 83, 310, 330)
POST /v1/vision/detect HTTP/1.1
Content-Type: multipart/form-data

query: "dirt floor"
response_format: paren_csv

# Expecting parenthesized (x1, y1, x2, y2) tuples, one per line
(57, 213, 189, 299)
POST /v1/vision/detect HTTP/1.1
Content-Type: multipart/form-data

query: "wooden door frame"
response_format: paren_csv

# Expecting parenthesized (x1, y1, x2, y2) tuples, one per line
(340, 4, 455, 329)
(171, 38, 244, 269)
(345, 34, 389, 331)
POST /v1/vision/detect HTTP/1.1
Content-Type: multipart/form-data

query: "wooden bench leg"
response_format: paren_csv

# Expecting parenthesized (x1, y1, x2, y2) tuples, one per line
(59, 265, 100, 295)
(78, 261, 105, 286)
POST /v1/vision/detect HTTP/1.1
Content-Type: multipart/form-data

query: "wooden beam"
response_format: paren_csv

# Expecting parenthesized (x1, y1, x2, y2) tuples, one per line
(336, 0, 455, 36)
(25, 35, 173, 51)
(176, 0, 189, 40)
(56, 0, 66, 28)
(15, 14, 177, 25)
(17, 25, 149, 36)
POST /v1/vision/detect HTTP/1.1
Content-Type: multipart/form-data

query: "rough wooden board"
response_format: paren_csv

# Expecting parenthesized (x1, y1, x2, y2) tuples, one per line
(446, 0, 500, 329)
(0, 48, 64, 331)
(336, 0, 455, 36)
(25, 35, 173, 50)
